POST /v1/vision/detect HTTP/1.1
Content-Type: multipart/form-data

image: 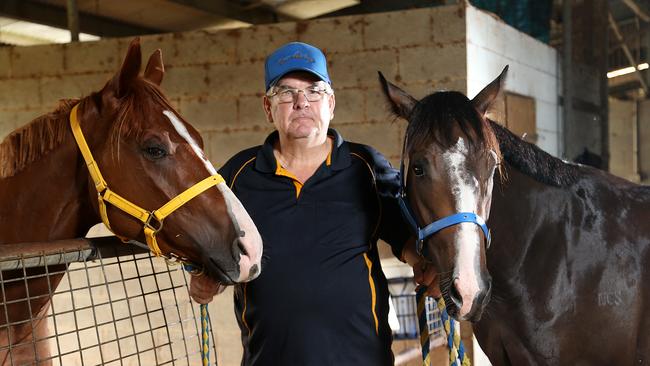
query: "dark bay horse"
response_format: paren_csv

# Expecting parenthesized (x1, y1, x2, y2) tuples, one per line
(0, 38, 263, 365)
(380, 68, 650, 365)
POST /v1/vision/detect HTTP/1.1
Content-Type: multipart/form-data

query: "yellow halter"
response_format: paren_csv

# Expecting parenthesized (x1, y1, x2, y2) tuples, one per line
(69, 104, 225, 258)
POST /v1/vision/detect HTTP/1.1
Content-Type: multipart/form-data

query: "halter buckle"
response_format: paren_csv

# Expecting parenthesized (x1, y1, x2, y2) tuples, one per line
(416, 238, 425, 256)
(144, 212, 164, 234)
(486, 229, 492, 249)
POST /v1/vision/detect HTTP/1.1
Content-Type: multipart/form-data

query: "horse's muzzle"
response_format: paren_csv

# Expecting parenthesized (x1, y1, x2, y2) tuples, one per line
(448, 276, 492, 322)
(467, 279, 492, 322)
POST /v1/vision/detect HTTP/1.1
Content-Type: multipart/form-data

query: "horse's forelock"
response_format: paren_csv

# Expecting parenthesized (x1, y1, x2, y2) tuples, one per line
(108, 79, 188, 153)
(406, 91, 502, 170)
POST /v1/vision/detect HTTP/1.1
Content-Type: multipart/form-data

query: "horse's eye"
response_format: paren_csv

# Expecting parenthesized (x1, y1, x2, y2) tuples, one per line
(143, 145, 168, 160)
(413, 165, 425, 177)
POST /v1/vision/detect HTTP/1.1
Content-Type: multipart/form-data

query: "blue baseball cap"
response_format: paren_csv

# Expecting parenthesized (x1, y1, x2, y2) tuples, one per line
(264, 42, 331, 91)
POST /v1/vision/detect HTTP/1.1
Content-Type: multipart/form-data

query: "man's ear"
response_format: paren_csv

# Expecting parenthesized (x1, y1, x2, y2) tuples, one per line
(377, 71, 417, 120)
(263, 96, 273, 123)
(471, 65, 508, 117)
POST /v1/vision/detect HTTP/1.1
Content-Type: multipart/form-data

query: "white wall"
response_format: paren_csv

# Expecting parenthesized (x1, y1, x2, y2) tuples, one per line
(609, 98, 640, 182)
(465, 5, 560, 157)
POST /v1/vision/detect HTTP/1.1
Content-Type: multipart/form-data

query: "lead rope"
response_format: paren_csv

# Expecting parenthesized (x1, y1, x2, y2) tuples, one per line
(416, 286, 470, 366)
(184, 264, 213, 366)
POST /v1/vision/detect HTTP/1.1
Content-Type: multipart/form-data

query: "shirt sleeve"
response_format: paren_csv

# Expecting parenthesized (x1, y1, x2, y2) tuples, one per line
(366, 146, 413, 261)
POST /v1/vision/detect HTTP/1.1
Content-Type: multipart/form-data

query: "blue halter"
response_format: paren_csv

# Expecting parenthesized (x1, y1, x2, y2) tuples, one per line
(397, 135, 491, 255)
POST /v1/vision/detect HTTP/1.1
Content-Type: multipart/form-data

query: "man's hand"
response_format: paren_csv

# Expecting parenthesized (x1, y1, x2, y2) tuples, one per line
(412, 261, 441, 298)
(189, 275, 227, 304)
(402, 238, 441, 298)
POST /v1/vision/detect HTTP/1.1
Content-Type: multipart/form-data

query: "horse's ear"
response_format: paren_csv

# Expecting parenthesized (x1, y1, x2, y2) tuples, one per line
(471, 65, 508, 116)
(378, 71, 417, 120)
(115, 37, 142, 98)
(144, 49, 164, 86)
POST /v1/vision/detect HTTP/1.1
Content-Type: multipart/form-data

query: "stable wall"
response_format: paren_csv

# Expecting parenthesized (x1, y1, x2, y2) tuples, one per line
(609, 98, 639, 182)
(0, 5, 467, 170)
(466, 6, 560, 157)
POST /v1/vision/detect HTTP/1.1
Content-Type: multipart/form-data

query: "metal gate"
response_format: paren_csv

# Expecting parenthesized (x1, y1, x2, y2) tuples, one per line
(0, 237, 217, 365)
(388, 277, 445, 345)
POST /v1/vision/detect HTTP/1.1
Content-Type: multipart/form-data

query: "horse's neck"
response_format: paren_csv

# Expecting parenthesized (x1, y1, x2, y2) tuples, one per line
(0, 138, 97, 244)
(489, 163, 574, 271)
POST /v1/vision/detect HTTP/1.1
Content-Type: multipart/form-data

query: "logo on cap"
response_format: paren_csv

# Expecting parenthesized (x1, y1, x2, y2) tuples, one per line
(278, 51, 315, 65)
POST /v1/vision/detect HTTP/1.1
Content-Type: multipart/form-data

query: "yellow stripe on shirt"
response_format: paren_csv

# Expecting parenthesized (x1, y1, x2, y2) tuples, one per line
(363, 252, 379, 335)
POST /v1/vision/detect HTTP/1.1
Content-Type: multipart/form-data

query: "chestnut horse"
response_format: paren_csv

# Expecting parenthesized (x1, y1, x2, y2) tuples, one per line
(0, 39, 263, 365)
(379, 68, 650, 365)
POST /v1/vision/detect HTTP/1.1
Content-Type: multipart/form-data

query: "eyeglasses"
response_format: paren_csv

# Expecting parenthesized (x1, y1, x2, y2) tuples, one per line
(266, 84, 332, 103)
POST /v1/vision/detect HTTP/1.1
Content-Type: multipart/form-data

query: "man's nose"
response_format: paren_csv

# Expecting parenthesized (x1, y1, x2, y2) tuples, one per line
(293, 91, 310, 109)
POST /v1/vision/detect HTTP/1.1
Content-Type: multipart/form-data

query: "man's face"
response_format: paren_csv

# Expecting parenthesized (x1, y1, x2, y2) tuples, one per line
(263, 71, 335, 142)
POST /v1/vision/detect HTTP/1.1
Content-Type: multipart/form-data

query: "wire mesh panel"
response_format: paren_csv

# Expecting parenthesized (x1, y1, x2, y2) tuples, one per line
(0, 238, 216, 366)
(388, 277, 445, 346)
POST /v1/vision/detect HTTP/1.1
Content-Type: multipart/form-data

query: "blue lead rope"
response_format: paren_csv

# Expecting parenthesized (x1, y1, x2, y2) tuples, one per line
(200, 303, 211, 366)
(184, 264, 213, 366)
(416, 287, 432, 365)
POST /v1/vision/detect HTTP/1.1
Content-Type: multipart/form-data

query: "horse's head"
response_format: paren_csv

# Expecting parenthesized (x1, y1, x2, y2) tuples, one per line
(379, 67, 508, 321)
(76, 38, 262, 285)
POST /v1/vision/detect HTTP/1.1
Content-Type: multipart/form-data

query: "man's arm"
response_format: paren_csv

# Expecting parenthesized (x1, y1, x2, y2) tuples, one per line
(363, 144, 441, 296)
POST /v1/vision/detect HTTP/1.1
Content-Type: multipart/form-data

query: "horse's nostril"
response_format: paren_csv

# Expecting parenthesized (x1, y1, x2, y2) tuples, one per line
(233, 237, 249, 259)
(248, 264, 259, 280)
(450, 282, 463, 309)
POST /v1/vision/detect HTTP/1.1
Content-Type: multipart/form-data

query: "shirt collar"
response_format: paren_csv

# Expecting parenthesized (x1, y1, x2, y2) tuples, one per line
(255, 128, 350, 173)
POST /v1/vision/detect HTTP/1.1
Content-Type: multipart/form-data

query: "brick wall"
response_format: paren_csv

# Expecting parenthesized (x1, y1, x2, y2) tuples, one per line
(0, 4, 467, 170)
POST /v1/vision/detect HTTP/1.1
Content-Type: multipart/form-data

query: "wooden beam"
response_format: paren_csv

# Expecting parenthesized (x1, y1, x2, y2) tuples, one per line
(621, 0, 650, 23)
(0, 0, 163, 38)
(66, 0, 79, 42)
(320, 0, 444, 17)
(609, 12, 649, 94)
(167, 0, 278, 24)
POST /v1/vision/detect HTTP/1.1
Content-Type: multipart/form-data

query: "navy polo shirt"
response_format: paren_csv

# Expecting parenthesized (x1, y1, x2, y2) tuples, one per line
(219, 129, 410, 366)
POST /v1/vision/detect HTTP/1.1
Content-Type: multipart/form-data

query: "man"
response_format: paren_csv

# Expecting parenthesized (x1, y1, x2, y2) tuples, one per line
(190, 42, 437, 365)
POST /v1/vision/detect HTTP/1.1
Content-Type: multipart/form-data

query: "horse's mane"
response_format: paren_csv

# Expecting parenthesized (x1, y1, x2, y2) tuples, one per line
(0, 99, 78, 178)
(489, 120, 580, 187)
(0, 78, 182, 179)
(406, 91, 502, 165)
(406, 90, 581, 187)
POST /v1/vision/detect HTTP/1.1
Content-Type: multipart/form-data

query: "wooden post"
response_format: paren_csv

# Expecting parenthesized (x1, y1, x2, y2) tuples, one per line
(67, 0, 80, 42)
